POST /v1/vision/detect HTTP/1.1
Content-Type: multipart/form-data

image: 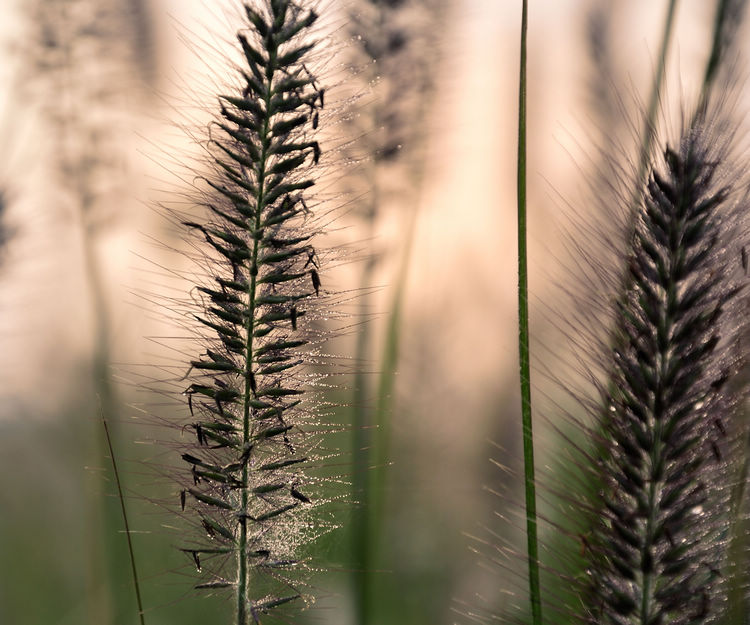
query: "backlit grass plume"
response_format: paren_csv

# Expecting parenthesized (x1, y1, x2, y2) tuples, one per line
(175, 2, 331, 623)
(579, 115, 748, 624)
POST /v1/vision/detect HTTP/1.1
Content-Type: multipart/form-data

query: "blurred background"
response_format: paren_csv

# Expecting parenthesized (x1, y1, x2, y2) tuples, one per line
(0, 0, 744, 624)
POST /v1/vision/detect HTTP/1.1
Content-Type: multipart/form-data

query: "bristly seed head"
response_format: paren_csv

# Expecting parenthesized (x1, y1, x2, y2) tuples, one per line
(177, 2, 331, 623)
(582, 117, 748, 625)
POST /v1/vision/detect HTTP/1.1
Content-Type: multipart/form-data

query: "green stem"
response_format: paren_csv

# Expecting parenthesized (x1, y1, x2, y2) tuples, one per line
(352, 248, 375, 625)
(55, 22, 110, 622)
(351, 7, 390, 621)
(702, 0, 732, 99)
(238, 44, 274, 625)
(692, 0, 738, 127)
(372, 204, 416, 515)
(630, 0, 678, 218)
(238, 75, 271, 625)
(368, 181, 422, 580)
(75, 80, 124, 625)
(516, 2, 541, 624)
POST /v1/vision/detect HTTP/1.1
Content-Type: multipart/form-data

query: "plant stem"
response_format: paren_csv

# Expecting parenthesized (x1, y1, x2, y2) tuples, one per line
(372, 201, 417, 518)
(630, 0, 678, 217)
(692, 0, 746, 126)
(237, 44, 272, 625)
(352, 169, 378, 625)
(516, 1, 541, 623)
(702, 0, 735, 99)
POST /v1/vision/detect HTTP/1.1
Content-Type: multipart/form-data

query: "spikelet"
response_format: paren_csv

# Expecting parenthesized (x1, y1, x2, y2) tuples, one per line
(175, 2, 332, 622)
(580, 113, 748, 625)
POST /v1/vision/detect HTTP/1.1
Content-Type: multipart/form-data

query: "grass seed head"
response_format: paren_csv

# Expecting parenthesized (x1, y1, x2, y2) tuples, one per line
(174, 2, 338, 622)
(581, 112, 749, 625)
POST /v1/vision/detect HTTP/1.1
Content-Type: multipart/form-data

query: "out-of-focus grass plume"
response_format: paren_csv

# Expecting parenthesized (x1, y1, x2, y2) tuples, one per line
(342, 0, 449, 624)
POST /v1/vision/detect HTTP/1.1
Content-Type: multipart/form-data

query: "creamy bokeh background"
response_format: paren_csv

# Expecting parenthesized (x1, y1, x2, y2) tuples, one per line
(0, 1, 743, 624)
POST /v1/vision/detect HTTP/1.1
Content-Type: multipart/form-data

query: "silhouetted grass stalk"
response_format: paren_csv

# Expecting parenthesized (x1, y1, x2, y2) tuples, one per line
(21, 3, 156, 620)
(371, 194, 417, 529)
(369, 0, 444, 548)
(700, 0, 746, 104)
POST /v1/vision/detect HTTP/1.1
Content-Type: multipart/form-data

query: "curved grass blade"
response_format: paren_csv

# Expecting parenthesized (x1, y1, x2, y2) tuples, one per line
(101, 414, 145, 625)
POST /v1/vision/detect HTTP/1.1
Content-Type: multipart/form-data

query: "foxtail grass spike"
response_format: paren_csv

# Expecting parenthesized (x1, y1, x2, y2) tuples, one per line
(583, 117, 746, 625)
(177, 3, 331, 624)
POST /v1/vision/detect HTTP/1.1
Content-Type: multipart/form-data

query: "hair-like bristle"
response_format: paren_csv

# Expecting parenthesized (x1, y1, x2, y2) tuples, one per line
(176, 2, 330, 623)
(581, 117, 747, 625)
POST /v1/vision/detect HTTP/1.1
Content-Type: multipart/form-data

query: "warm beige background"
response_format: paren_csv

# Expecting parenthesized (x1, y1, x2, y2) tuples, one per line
(0, 1, 744, 624)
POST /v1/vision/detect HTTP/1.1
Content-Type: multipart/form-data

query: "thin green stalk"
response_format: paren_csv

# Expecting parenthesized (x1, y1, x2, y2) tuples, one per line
(701, 0, 740, 100)
(692, 0, 746, 126)
(516, 2, 541, 623)
(101, 416, 145, 625)
(347, 1, 441, 619)
(703, 0, 730, 94)
(371, 202, 416, 519)
(51, 25, 109, 622)
(31, 3, 142, 617)
(347, 19, 383, 622)
(630, 0, 678, 218)
(370, 0, 439, 526)
(65, 45, 122, 625)
(237, 56, 272, 625)
(352, 176, 377, 625)
(80, 188, 127, 624)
